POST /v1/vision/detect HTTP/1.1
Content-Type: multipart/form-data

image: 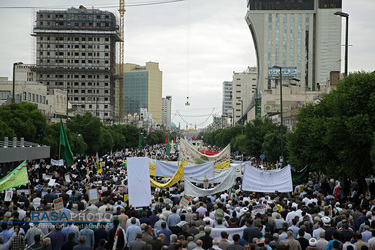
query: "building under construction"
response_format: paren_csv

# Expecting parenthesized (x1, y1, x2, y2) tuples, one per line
(32, 6, 121, 122)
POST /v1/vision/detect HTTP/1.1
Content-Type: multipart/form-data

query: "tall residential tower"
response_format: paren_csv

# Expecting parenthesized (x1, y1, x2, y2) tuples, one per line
(32, 7, 120, 122)
(162, 96, 172, 131)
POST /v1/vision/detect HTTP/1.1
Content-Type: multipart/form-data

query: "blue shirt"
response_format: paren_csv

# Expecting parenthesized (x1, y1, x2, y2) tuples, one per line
(158, 228, 172, 245)
(62, 225, 78, 243)
(288, 225, 299, 239)
(126, 225, 141, 247)
(327, 239, 340, 250)
(79, 227, 95, 247)
(0, 230, 11, 243)
(167, 213, 181, 227)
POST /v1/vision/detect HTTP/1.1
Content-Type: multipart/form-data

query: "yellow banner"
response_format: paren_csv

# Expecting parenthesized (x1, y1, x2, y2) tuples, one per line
(97, 162, 103, 174)
(214, 160, 230, 170)
(149, 162, 156, 176)
(150, 165, 184, 188)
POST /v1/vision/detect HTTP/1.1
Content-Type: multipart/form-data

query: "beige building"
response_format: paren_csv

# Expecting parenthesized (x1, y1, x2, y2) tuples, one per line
(121, 62, 163, 125)
(232, 67, 257, 124)
(0, 64, 73, 123)
(246, 71, 341, 130)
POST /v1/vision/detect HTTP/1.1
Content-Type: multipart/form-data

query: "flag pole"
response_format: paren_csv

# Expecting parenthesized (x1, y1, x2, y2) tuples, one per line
(26, 161, 32, 204)
(58, 120, 62, 161)
(28, 181, 32, 204)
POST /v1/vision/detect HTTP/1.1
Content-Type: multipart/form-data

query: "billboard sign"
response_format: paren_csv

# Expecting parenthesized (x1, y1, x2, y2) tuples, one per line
(268, 67, 297, 77)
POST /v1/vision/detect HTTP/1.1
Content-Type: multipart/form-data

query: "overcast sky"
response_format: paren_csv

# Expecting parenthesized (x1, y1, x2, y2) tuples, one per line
(0, 0, 374, 128)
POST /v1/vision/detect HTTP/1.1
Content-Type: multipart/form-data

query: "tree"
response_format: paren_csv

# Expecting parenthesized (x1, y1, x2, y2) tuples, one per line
(0, 120, 16, 139)
(67, 113, 102, 154)
(244, 118, 280, 158)
(287, 72, 375, 178)
(0, 102, 47, 142)
(100, 127, 113, 154)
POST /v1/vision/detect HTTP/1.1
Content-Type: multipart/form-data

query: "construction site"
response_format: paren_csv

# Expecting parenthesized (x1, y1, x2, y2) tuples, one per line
(32, 5, 122, 123)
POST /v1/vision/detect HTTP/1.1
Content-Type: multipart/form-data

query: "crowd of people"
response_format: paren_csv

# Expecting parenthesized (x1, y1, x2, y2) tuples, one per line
(0, 148, 374, 250)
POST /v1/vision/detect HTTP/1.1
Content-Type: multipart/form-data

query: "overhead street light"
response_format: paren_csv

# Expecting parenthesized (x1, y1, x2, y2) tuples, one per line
(273, 65, 284, 164)
(334, 11, 349, 76)
(239, 99, 243, 125)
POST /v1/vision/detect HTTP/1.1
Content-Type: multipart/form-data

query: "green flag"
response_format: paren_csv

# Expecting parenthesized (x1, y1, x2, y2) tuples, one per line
(0, 161, 29, 192)
(139, 132, 142, 150)
(166, 134, 170, 156)
(60, 119, 74, 167)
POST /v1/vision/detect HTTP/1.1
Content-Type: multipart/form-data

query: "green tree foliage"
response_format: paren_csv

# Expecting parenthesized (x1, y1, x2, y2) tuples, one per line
(244, 118, 281, 158)
(0, 120, 16, 139)
(202, 118, 283, 161)
(100, 127, 114, 154)
(287, 72, 375, 178)
(0, 102, 46, 142)
(106, 125, 126, 151)
(44, 123, 60, 157)
(146, 133, 160, 145)
(67, 113, 102, 154)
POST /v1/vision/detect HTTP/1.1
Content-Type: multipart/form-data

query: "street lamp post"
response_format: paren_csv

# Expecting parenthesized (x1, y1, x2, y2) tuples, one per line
(334, 11, 349, 76)
(12, 62, 23, 104)
(252, 87, 258, 119)
(231, 107, 234, 127)
(273, 65, 283, 164)
(239, 100, 243, 125)
(66, 87, 71, 122)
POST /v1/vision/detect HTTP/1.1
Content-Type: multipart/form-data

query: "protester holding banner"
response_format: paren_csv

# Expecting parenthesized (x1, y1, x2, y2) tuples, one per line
(0, 138, 374, 250)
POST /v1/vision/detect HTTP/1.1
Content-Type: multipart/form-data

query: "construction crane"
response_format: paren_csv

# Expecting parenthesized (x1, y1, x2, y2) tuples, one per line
(118, 0, 125, 123)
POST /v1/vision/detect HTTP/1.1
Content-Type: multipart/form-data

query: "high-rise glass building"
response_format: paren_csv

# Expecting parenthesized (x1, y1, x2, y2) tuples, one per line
(246, 0, 342, 92)
(122, 62, 162, 125)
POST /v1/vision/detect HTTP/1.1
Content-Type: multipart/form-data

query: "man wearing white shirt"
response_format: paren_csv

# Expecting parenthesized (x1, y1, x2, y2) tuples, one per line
(203, 212, 214, 227)
(286, 207, 298, 225)
(312, 221, 324, 240)
(126, 211, 141, 230)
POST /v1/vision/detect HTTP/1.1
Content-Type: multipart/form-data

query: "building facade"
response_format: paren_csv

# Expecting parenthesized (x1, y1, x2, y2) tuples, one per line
(232, 67, 257, 124)
(0, 69, 70, 123)
(246, 0, 342, 92)
(222, 81, 233, 118)
(162, 96, 172, 131)
(122, 62, 163, 125)
(32, 7, 120, 122)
